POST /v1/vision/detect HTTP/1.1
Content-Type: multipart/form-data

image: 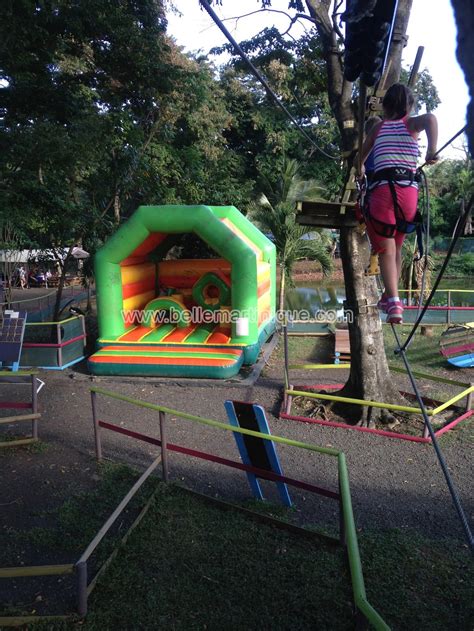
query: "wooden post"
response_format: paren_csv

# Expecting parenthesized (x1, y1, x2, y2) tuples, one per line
(56, 323, 63, 367)
(408, 46, 424, 87)
(466, 384, 473, 412)
(91, 391, 102, 460)
(159, 411, 169, 483)
(76, 560, 88, 617)
(31, 374, 38, 440)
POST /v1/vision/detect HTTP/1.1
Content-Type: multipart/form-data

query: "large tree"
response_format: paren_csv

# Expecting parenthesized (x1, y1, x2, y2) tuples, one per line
(201, 0, 420, 425)
(1, 1, 255, 320)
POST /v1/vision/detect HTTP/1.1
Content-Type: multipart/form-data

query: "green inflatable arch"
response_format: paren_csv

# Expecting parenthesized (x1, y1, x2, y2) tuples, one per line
(95, 205, 276, 349)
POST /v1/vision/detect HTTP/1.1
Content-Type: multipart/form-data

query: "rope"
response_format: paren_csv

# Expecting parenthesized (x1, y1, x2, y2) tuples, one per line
(419, 125, 467, 169)
(397, 195, 473, 353)
(411, 167, 430, 332)
(199, 0, 340, 161)
(391, 324, 474, 554)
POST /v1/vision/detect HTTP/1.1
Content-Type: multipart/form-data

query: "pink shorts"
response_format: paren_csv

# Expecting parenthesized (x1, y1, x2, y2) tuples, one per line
(366, 184, 419, 253)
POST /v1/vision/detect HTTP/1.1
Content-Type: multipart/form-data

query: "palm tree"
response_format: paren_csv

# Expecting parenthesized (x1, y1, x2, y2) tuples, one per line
(400, 238, 434, 305)
(249, 159, 333, 311)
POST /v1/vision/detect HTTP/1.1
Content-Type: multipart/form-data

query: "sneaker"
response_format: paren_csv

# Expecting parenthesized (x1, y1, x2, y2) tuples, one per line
(377, 295, 388, 313)
(386, 299, 404, 324)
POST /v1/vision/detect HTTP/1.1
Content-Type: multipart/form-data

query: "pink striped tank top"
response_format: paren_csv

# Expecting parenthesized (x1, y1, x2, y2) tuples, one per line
(371, 116, 419, 189)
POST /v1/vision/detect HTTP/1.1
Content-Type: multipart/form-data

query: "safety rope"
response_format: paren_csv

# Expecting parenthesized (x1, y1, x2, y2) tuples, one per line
(419, 125, 467, 170)
(391, 324, 474, 554)
(397, 195, 473, 352)
(199, 0, 340, 161)
(389, 192, 474, 554)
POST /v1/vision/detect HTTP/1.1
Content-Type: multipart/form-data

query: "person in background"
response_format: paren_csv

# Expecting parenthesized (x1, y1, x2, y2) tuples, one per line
(359, 83, 438, 324)
(18, 266, 27, 289)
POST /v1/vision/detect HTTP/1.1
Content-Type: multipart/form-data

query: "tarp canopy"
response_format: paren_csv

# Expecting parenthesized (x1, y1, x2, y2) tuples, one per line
(0, 248, 89, 264)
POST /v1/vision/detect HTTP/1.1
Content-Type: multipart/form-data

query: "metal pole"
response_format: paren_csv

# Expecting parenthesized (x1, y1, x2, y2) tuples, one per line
(32, 374, 38, 440)
(159, 410, 169, 483)
(91, 391, 102, 460)
(339, 479, 346, 547)
(283, 323, 290, 392)
(76, 560, 88, 616)
(57, 323, 63, 367)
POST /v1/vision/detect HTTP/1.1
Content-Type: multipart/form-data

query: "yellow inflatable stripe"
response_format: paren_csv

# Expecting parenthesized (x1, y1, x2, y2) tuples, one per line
(258, 292, 271, 313)
(158, 259, 230, 277)
(123, 290, 155, 312)
(220, 218, 262, 261)
(121, 263, 156, 285)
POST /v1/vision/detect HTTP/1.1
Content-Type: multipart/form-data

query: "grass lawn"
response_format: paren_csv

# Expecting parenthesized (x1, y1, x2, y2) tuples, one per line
(3, 464, 472, 631)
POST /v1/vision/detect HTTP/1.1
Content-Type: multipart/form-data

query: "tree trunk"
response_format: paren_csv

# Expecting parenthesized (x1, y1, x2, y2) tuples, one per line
(337, 228, 399, 426)
(304, 0, 413, 425)
(52, 247, 73, 323)
(279, 265, 286, 312)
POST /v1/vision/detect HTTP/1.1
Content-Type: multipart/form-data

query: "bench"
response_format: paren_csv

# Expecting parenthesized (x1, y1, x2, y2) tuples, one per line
(439, 324, 474, 368)
(334, 328, 351, 364)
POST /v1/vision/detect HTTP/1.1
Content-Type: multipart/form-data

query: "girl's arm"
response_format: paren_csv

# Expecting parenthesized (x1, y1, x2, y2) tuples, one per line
(357, 120, 383, 175)
(407, 113, 439, 163)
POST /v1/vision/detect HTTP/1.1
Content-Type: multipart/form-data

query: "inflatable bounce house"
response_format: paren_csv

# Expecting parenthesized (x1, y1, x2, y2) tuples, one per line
(88, 205, 276, 378)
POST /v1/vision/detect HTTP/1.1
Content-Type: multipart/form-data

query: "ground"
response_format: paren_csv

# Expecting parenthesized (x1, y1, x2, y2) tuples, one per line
(0, 294, 473, 628)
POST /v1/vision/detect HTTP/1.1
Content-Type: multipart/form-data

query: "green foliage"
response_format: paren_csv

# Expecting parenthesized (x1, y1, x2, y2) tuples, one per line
(432, 251, 474, 277)
(249, 158, 332, 309)
(400, 236, 434, 300)
(400, 68, 441, 113)
(211, 28, 344, 200)
(0, 0, 255, 251)
(426, 157, 474, 237)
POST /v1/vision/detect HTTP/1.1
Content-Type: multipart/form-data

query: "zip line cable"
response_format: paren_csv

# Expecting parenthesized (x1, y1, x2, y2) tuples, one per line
(391, 324, 474, 554)
(396, 195, 473, 353)
(199, 0, 340, 161)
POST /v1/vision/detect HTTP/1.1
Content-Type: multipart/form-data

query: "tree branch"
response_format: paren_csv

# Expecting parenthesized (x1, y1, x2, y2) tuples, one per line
(222, 8, 316, 27)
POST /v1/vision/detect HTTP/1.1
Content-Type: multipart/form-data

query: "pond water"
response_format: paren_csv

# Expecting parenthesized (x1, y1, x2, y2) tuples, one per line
(286, 278, 474, 313)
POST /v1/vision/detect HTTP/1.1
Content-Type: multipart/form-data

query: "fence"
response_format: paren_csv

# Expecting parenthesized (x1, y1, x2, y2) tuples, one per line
(1, 285, 89, 322)
(0, 371, 41, 448)
(0, 388, 390, 630)
(20, 315, 86, 370)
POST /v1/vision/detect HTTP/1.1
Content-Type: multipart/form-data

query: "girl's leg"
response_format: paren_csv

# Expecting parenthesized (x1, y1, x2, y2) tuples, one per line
(378, 238, 398, 298)
(394, 233, 406, 287)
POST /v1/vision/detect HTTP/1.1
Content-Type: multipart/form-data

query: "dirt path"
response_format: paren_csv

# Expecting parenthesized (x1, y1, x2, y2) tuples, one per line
(2, 349, 472, 549)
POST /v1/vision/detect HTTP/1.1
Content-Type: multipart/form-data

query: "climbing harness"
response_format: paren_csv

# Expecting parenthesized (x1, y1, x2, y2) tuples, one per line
(365, 167, 423, 237)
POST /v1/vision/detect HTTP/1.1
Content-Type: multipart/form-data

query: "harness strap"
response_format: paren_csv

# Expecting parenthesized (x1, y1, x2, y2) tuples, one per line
(372, 167, 417, 184)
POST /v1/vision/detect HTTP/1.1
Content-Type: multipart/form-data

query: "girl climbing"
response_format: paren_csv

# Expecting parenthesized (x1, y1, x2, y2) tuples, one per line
(359, 83, 438, 324)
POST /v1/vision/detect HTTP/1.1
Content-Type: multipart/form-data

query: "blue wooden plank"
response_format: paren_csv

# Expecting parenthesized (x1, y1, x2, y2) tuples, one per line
(225, 400, 292, 507)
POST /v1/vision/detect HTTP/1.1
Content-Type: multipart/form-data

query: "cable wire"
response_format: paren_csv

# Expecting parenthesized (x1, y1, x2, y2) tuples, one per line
(391, 324, 474, 554)
(199, 0, 340, 161)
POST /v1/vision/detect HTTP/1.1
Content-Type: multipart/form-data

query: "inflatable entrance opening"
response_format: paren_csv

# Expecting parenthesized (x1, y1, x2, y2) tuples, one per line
(88, 205, 276, 378)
